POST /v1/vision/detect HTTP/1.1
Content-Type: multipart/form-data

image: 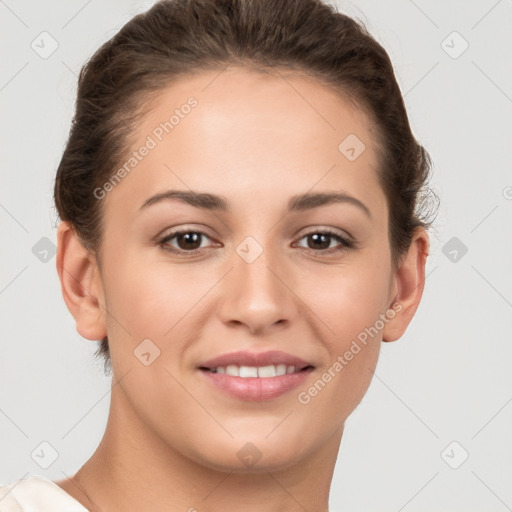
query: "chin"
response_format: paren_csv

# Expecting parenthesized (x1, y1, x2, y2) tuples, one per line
(186, 433, 314, 474)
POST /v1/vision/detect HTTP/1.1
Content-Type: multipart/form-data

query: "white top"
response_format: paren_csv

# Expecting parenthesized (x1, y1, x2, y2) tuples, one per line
(0, 475, 88, 512)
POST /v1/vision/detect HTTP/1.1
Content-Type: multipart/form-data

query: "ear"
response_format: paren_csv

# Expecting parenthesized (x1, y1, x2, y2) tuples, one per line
(382, 227, 430, 342)
(56, 221, 107, 341)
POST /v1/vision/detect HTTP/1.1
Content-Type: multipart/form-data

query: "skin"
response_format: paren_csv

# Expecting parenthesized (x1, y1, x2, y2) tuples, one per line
(54, 66, 428, 512)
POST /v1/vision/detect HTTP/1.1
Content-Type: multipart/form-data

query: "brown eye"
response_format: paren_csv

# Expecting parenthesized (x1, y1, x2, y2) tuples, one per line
(306, 233, 332, 250)
(295, 230, 353, 255)
(174, 232, 203, 250)
(159, 230, 214, 254)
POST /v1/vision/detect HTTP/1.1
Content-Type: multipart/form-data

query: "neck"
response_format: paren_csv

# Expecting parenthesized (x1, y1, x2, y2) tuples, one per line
(59, 382, 343, 512)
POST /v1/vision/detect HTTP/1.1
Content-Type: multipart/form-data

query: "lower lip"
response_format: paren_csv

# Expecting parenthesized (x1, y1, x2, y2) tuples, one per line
(199, 368, 314, 401)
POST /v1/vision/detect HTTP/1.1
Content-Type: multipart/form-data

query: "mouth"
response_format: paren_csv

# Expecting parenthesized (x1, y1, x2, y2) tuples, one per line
(196, 350, 316, 401)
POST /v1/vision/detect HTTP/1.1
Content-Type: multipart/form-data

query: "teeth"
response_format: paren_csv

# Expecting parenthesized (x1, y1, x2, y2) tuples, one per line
(258, 365, 277, 377)
(225, 365, 239, 376)
(239, 366, 258, 378)
(276, 364, 287, 376)
(211, 364, 298, 378)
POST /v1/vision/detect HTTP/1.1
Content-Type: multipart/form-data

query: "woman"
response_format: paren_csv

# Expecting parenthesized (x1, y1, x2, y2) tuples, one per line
(0, 0, 434, 510)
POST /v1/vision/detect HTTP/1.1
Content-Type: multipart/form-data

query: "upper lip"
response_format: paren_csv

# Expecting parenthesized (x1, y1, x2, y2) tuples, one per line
(197, 350, 314, 370)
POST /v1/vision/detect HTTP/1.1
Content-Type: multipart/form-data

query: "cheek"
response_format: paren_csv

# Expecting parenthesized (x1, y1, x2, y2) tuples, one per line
(297, 339, 380, 430)
(98, 251, 178, 359)
(101, 241, 392, 349)
(305, 258, 392, 340)
(295, 281, 384, 425)
(294, 260, 390, 414)
(100, 251, 218, 354)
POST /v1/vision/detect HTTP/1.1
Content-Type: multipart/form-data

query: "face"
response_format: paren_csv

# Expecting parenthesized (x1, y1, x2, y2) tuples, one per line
(87, 67, 400, 471)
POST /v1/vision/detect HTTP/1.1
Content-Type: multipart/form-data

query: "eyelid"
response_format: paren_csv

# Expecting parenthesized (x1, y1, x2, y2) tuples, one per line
(297, 225, 354, 242)
(158, 223, 216, 239)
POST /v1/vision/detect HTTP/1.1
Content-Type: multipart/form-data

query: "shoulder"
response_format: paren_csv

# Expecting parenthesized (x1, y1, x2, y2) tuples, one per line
(0, 475, 88, 512)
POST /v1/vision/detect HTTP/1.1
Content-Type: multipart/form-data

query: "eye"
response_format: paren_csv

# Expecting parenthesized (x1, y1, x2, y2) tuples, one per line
(294, 229, 354, 255)
(158, 229, 218, 256)
(158, 227, 354, 258)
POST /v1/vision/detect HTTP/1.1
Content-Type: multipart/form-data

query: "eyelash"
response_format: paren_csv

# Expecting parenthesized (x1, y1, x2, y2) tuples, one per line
(158, 227, 355, 257)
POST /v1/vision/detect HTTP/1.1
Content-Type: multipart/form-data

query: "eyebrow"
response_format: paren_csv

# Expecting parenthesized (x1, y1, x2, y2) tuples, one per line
(139, 189, 371, 218)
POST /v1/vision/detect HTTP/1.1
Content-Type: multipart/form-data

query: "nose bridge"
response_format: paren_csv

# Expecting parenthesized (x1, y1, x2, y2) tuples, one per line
(219, 235, 291, 333)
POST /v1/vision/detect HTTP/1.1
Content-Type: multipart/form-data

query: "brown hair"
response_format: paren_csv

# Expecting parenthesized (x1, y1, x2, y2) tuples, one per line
(54, 0, 437, 375)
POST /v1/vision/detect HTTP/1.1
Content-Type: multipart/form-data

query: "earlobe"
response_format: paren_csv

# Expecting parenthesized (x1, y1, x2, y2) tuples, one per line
(56, 221, 107, 341)
(382, 228, 430, 342)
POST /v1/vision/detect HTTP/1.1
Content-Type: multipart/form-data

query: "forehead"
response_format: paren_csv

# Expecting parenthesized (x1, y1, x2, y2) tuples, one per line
(103, 66, 385, 219)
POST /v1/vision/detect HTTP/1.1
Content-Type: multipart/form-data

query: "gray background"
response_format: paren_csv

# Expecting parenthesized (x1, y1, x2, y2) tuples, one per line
(1, 1, 511, 510)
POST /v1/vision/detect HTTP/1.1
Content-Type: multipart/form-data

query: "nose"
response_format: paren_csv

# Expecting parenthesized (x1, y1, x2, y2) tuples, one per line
(218, 241, 294, 335)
